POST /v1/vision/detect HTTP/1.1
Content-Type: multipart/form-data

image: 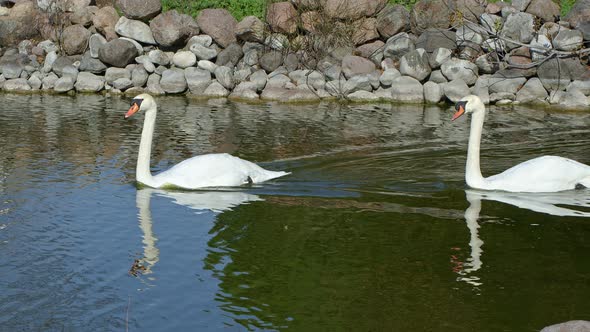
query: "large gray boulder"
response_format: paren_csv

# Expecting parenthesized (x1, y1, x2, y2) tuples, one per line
(324, 0, 387, 20)
(266, 2, 297, 34)
(525, 0, 559, 22)
(213, 66, 234, 90)
(488, 70, 527, 94)
(160, 68, 186, 93)
(537, 57, 586, 91)
(423, 81, 443, 103)
(131, 65, 148, 87)
(553, 30, 583, 51)
(443, 79, 470, 102)
(89, 33, 107, 58)
(376, 4, 409, 39)
(399, 48, 431, 81)
(383, 32, 415, 60)
(203, 81, 229, 97)
(515, 77, 548, 103)
(3, 78, 30, 91)
(115, 16, 156, 44)
(74, 72, 105, 91)
(565, 0, 590, 26)
(150, 10, 199, 48)
(235, 16, 264, 43)
(61, 24, 91, 55)
(116, 0, 161, 21)
(440, 58, 478, 85)
(2, 62, 23, 79)
(390, 76, 423, 103)
(196, 9, 237, 48)
(98, 39, 139, 68)
(92, 6, 119, 40)
(259, 51, 283, 73)
(79, 52, 107, 73)
(342, 55, 376, 79)
(415, 29, 456, 52)
(54, 76, 75, 93)
(215, 43, 243, 67)
(501, 12, 535, 50)
(0, 2, 40, 46)
(184, 67, 211, 94)
(172, 51, 197, 68)
(189, 43, 218, 61)
(229, 81, 259, 100)
(410, 0, 452, 34)
(105, 67, 130, 84)
(541, 320, 590, 332)
(429, 48, 452, 69)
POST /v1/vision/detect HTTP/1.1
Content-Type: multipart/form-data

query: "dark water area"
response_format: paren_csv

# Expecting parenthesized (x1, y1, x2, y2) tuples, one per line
(1, 94, 589, 331)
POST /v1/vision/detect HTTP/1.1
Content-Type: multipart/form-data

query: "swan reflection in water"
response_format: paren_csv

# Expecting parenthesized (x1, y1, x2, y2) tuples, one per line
(455, 189, 590, 287)
(132, 188, 263, 277)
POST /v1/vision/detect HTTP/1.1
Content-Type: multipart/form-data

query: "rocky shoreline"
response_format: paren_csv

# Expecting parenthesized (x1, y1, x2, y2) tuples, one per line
(1, 0, 590, 108)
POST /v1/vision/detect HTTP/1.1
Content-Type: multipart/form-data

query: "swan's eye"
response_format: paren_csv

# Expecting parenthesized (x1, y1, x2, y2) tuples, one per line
(131, 98, 143, 108)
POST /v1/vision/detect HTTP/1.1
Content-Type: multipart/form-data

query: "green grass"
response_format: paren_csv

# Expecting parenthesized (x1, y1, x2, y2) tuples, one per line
(161, 0, 267, 20)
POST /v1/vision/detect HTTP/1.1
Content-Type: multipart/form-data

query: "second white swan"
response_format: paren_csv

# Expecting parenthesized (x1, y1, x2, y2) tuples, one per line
(125, 94, 290, 189)
(452, 95, 590, 193)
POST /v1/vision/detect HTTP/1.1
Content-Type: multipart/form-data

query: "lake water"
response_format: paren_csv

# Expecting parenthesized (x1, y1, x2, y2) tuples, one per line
(1, 94, 589, 331)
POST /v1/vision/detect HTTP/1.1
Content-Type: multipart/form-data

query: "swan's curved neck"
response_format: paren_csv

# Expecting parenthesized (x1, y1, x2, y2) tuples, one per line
(466, 110, 487, 188)
(137, 107, 157, 187)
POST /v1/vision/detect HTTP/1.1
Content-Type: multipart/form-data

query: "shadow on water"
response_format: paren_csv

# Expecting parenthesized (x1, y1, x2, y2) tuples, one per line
(1, 94, 590, 331)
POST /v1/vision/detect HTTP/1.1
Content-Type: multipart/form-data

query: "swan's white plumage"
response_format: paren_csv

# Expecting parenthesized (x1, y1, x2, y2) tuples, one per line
(455, 95, 590, 193)
(127, 94, 289, 189)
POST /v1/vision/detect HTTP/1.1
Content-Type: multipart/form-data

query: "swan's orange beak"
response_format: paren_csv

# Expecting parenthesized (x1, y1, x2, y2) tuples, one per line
(125, 103, 139, 119)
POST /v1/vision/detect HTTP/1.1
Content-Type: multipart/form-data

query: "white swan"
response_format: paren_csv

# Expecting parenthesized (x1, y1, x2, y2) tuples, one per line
(125, 94, 290, 189)
(452, 95, 590, 192)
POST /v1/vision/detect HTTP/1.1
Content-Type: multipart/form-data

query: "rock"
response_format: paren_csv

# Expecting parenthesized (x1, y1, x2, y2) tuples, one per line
(383, 32, 415, 60)
(37, 40, 58, 54)
(213, 66, 234, 90)
(131, 65, 148, 87)
(92, 6, 119, 37)
(480, 14, 503, 34)
(429, 70, 447, 83)
(17, 40, 32, 55)
(566, 0, 590, 26)
(2, 62, 22, 79)
(148, 50, 170, 66)
(229, 81, 259, 100)
(553, 30, 583, 51)
(423, 81, 442, 103)
(511, 0, 531, 11)
(537, 57, 586, 91)
(456, 23, 485, 46)
(429, 47, 451, 69)
(355, 40, 385, 64)
(61, 24, 90, 55)
(267, 2, 297, 34)
(443, 79, 470, 102)
(79, 52, 107, 73)
(70, 7, 95, 27)
(560, 88, 590, 109)
(3, 78, 30, 91)
(342, 55, 376, 79)
(488, 71, 527, 94)
(416, 29, 456, 52)
(150, 10, 199, 48)
(160, 68, 186, 93)
(515, 77, 548, 103)
(347, 90, 380, 101)
(184, 67, 211, 94)
(482, 38, 506, 53)
(52, 56, 74, 77)
(390, 76, 423, 103)
(501, 12, 535, 50)
(249, 69, 267, 91)
(0, 2, 40, 46)
(112, 77, 133, 90)
(410, 0, 452, 34)
(265, 33, 289, 50)
(98, 39, 138, 67)
(116, 0, 161, 21)
(115, 16, 156, 44)
(74, 72, 105, 91)
(197, 60, 217, 73)
(471, 75, 490, 104)
(475, 53, 496, 74)
(379, 68, 401, 87)
(187, 35, 213, 48)
(105, 67, 130, 84)
(399, 48, 431, 81)
(236, 16, 264, 43)
(259, 51, 283, 73)
(41, 72, 58, 89)
(266, 73, 291, 88)
(61, 64, 79, 81)
(541, 320, 590, 332)
(203, 81, 229, 97)
(54, 76, 75, 92)
(196, 9, 237, 48)
(324, 0, 387, 20)
(352, 18, 379, 45)
(567, 80, 590, 95)
(440, 58, 478, 85)
(89, 33, 107, 58)
(215, 43, 243, 67)
(172, 51, 197, 68)
(189, 43, 217, 61)
(283, 53, 299, 71)
(135, 55, 155, 73)
(376, 4, 410, 39)
(525, 0, 559, 22)
(281, 88, 321, 102)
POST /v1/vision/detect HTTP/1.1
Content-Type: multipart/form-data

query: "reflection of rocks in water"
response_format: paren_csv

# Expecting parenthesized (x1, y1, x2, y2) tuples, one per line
(540, 320, 590, 332)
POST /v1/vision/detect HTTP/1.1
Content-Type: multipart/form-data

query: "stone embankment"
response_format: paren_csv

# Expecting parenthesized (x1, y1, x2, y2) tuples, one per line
(0, 0, 590, 108)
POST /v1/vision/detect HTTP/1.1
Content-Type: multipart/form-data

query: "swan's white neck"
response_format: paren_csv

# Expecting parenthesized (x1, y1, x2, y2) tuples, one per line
(137, 106, 157, 187)
(465, 109, 487, 189)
